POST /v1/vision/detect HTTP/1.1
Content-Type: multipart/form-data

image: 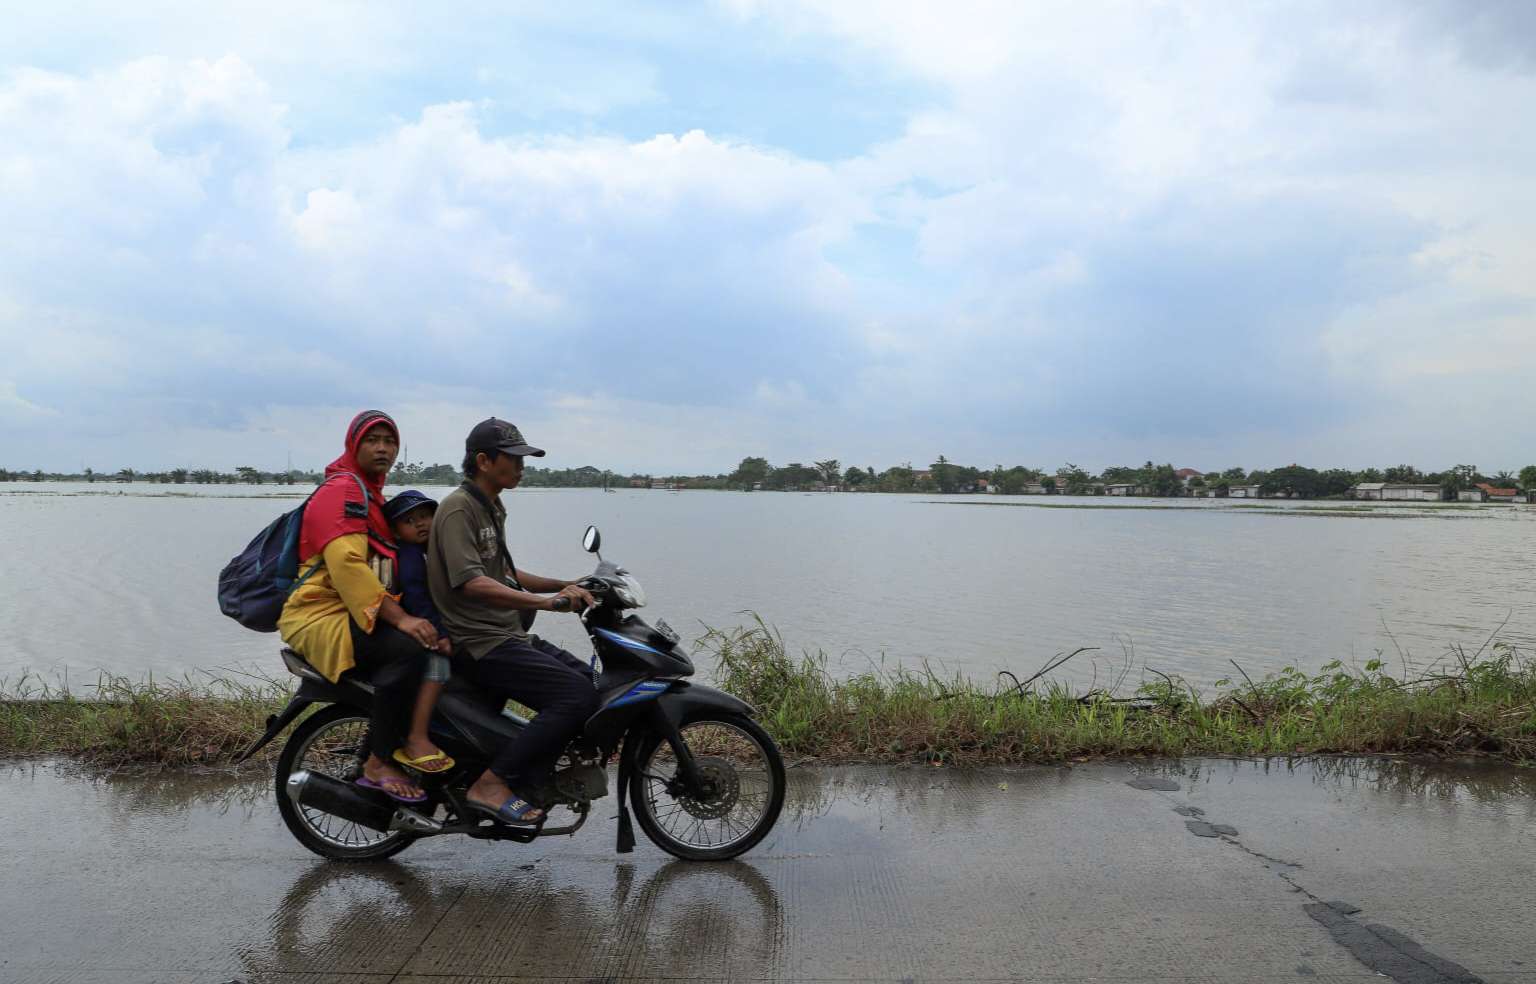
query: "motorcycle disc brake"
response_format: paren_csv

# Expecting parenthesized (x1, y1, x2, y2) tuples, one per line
(675, 756, 741, 820)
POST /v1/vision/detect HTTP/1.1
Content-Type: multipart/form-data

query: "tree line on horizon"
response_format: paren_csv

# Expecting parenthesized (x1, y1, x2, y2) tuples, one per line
(719, 457, 1536, 497)
(5, 458, 1535, 499)
(0, 465, 325, 485)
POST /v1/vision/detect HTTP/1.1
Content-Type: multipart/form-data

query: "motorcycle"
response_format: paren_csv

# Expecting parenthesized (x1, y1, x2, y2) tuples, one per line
(237, 525, 786, 862)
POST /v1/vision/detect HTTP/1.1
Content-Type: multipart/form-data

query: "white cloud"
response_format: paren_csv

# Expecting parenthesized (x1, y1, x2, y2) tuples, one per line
(3, 4, 1535, 473)
(0, 56, 875, 469)
(291, 188, 364, 251)
(0, 380, 57, 420)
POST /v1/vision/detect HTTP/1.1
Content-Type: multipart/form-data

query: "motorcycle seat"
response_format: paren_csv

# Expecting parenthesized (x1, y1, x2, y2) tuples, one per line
(279, 647, 376, 698)
(279, 647, 328, 684)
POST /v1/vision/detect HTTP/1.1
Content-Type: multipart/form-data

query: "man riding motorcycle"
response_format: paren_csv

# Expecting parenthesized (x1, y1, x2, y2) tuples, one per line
(426, 417, 598, 825)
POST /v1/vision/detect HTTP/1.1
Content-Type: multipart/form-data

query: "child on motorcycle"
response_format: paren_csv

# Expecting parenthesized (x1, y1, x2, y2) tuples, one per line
(385, 490, 456, 774)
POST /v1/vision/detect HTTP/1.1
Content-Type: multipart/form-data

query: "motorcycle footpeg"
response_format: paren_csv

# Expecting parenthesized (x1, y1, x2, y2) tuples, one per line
(390, 808, 444, 834)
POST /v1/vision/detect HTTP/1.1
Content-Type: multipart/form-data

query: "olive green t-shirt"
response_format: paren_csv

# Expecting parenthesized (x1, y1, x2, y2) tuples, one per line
(426, 484, 528, 659)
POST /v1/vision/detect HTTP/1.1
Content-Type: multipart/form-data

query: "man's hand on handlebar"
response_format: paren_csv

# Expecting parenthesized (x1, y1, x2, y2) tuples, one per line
(548, 583, 598, 613)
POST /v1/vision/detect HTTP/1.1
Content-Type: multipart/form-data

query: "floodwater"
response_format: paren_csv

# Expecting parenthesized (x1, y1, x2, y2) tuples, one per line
(2, 482, 1534, 690)
(1, 757, 1533, 981)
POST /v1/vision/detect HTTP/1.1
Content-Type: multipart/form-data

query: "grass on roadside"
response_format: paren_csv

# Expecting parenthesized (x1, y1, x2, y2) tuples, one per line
(707, 617, 1536, 764)
(0, 670, 292, 766)
(4, 620, 1534, 767)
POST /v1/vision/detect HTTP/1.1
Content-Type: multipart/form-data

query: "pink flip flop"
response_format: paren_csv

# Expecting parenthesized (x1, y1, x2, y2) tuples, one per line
(355, 775, 428, 804)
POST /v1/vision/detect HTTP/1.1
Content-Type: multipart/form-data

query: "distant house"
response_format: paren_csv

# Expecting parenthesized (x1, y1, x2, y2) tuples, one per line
(987, 482, 1003, 494)
(1024, 482, 1048, 495)
(1458, 488, 1487, 503)
(1105, 483, 1138, 496)
(1476, 483, 1519, 503)
(1527, 490, 1536, 504)
(975, 478, 989, 492)
(629, 477, 652, 488)
(1386, 484, 1444, 501)
(1228, 485, 1264, 498)
(1356, 483, 1443, 502)
(1174, 468, 1204, 489)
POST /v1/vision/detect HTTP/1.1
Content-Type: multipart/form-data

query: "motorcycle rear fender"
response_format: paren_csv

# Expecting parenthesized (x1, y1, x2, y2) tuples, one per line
(235, 693, 316, 763)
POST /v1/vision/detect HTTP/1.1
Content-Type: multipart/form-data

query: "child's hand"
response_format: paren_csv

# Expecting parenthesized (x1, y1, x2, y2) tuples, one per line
(399, 615, 439, 649)
(435, 637, 452, 655)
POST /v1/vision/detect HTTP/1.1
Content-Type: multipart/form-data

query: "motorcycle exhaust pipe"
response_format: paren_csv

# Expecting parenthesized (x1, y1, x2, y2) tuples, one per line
(286, 770, 396, 833)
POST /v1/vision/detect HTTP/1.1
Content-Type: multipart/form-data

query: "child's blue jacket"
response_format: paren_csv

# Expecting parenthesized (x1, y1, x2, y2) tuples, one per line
(395, 542, 443, 631)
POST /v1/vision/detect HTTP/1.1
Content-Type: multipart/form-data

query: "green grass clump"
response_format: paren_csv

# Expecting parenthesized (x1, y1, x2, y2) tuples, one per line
(4, 623, 1534, 768)
(0, 671, 291, 766)
(706, 618, 1536, 765)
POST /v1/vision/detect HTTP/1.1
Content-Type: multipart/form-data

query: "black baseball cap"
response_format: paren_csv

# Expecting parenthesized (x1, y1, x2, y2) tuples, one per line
(384, 489, 437, 522)
(466, 417, 546, 457)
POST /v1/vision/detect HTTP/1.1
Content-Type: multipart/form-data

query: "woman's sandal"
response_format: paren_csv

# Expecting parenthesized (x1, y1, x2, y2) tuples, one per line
(392, 747, 456, 773)
(356, 774, 428, 804)
(466, 794, 544, 827)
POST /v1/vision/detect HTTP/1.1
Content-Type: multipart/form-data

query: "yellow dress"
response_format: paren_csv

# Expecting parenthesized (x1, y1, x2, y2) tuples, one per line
(277, 533, 396, 683)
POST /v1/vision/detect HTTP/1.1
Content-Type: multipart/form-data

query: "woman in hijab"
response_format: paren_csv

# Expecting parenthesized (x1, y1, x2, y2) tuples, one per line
(277, 410, 446, 803)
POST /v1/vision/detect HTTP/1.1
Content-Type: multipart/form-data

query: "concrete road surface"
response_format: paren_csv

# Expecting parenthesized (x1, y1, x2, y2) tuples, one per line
(1, 757, 1533, 983)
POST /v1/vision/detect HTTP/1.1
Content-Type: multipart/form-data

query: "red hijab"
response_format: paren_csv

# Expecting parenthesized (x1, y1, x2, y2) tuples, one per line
(299, 410, 399, 562)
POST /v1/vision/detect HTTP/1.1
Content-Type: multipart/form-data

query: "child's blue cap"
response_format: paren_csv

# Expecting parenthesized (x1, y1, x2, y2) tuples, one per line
(384, 489, 437, 522)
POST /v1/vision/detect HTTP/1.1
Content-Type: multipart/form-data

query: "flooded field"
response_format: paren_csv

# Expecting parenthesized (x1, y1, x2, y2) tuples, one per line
(2, 482, 1534, 689)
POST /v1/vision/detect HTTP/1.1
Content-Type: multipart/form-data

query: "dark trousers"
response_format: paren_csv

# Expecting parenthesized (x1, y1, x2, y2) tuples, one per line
(453, 636, 598, 790)
(347, 622, 429, 762)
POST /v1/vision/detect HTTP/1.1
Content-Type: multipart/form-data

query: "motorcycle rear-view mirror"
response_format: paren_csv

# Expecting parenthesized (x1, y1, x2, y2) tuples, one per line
(582, 525, 601, 554)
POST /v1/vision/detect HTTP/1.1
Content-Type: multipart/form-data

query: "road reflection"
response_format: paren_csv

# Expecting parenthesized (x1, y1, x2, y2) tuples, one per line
(236, 853, 785, 979)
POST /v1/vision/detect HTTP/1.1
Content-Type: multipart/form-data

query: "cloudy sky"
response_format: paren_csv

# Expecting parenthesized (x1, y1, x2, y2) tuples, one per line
(3, 1, 1534, 475)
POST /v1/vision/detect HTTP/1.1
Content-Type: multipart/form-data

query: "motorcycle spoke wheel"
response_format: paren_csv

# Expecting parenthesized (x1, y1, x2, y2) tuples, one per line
(636, 716, 782, 857)
(277, 710, 414, 858)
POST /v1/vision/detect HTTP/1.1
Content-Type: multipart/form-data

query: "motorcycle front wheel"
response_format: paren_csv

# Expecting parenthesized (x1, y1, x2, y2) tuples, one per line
(629, 711, 786, 861)
(274, 705, 417, 861)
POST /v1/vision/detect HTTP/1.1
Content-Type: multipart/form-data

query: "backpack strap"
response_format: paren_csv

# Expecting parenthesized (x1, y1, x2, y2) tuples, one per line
(460, 480, 536, 631)
(459, 480, 521, 588)
(289, 473, 373, 594)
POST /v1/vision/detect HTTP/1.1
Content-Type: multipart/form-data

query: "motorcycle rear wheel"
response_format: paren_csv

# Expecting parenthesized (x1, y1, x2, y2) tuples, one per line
(274, 705, 418, 861)
(629, 711, 785, 861)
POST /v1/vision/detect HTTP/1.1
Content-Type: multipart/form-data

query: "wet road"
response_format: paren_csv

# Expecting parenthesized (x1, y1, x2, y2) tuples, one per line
(1, 758, 1533, 983)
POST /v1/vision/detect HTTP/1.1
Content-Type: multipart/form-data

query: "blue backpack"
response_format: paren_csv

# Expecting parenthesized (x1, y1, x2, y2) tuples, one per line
(217, 473, 369, 633)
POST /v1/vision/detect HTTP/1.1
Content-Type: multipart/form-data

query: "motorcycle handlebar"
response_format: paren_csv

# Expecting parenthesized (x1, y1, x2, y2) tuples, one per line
(552, 579, 606, 613)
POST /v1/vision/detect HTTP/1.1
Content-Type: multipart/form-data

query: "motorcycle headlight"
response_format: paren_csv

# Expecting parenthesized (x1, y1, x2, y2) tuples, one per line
(610, 573, 647, 608)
